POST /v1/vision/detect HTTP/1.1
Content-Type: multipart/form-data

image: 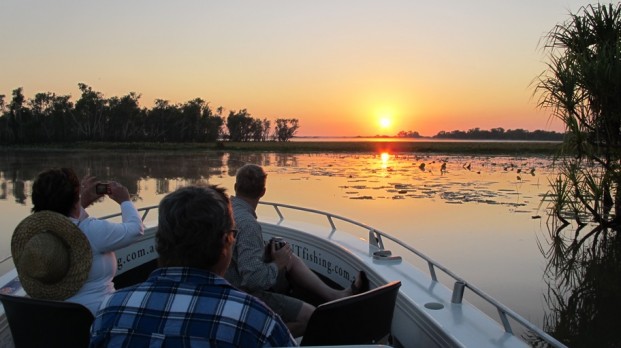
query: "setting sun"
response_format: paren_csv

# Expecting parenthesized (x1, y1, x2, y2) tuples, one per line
(379, 117, 392, 129)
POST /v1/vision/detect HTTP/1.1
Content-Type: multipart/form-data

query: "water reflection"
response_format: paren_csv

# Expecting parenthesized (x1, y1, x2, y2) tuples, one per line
(532, 219, 621, 347)
(0, 149, 566, 337)
(0, 150, 229, 203)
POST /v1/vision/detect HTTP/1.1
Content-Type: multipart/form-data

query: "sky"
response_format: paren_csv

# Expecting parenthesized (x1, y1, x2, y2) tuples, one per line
(0, 0, 598, 137)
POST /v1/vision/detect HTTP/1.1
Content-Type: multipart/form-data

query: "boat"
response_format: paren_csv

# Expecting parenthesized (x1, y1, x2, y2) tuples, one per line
(0, 202, 567, 347)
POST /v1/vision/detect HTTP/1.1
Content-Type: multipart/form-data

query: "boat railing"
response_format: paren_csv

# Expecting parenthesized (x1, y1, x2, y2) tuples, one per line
(0, 206, 160, 270)
(259, 201, 566, 348)
(4, 203, 564, 347)
(99, 205, 159, 222)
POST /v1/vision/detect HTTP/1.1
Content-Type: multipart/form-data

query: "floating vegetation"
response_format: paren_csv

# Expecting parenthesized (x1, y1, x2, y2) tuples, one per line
(272, 153, 555, 214)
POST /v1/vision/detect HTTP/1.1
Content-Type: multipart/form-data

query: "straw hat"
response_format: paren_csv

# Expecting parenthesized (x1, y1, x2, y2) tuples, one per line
(11, 211, 92, 300)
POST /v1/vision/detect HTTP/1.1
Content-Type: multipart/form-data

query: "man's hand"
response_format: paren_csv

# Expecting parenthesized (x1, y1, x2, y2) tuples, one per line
(271, 242, 292, 271)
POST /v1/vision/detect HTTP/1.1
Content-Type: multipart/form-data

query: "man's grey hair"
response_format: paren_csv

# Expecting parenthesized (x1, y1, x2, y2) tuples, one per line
(235, 164, 267, 199)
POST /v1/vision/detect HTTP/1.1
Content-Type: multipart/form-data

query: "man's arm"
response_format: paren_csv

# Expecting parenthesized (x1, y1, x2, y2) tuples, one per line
(235, 220, 279, 291)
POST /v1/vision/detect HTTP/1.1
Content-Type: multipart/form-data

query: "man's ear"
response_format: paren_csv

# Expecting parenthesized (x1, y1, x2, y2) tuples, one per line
(223, 231, 234, 247)
(260, 187, 266, 198)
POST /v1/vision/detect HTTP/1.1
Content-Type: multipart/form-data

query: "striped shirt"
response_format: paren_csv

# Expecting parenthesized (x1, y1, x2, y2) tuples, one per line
(89, 267, 296, 347)
(224, 197, 279, 292)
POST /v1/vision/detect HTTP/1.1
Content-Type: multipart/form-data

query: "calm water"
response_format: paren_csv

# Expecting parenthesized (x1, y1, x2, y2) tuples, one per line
(0, 149, 559, 330)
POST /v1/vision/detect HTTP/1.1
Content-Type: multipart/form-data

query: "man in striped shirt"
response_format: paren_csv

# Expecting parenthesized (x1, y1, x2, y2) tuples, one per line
(225, 164, 368, 337)
(90, 185, 296, 347)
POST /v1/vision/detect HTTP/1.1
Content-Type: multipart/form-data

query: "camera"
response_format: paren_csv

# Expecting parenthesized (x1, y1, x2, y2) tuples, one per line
(95, 183, 109, 195)
(264, 237, 286, 262)
(271, 237, 286, 250)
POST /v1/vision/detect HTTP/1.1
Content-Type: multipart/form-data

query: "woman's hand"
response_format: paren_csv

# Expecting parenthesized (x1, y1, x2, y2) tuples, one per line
(80, 175, 102, 208)
(107, 181, 131, 205)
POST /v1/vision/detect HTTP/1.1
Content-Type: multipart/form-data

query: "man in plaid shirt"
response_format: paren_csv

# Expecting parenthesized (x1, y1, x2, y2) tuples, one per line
(89, 185, 296, 347)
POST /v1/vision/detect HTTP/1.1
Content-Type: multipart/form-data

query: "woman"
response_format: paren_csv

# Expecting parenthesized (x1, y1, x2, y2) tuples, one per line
(27, 168, 144, 315)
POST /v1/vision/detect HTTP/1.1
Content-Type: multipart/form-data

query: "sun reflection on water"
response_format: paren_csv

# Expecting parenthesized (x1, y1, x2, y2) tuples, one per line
(380, 152, 390, 168)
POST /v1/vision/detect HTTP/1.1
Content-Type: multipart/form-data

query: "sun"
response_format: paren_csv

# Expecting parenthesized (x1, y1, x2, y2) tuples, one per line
(379, 117, 392, 129)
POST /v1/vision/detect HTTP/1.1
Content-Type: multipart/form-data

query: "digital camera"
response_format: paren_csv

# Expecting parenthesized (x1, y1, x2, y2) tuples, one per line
(95, 183, 109, 195)
(271, 237, 286, 250)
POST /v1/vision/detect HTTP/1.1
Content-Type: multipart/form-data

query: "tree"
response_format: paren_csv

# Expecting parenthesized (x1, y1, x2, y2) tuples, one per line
(260, 118, 271, 141)
(8, 88, 26, 142)
(146, 99, 177, 141)
(74, 83, 106, 140)
(29, 92, 74, 142)
(107, 92, 144, 141)
(536, 3, 621, 227)
(226, 109, 255, 141)
(274, 118, 299, 142)
(202, 105, 224, 142)
(535, 9, 621, 341)
(179, 98, 205, 142)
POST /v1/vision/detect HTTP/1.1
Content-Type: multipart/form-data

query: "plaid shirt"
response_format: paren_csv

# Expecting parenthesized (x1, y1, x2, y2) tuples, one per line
(89, 267, 296, 347)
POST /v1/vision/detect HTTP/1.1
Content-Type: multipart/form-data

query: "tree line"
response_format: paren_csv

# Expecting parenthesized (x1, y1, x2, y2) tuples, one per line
(0, 84, 300, 144)
(397, 127, 564, 141)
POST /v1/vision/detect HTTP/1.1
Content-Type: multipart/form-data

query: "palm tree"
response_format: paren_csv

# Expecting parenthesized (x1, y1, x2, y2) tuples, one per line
(536, 3, 621, 227)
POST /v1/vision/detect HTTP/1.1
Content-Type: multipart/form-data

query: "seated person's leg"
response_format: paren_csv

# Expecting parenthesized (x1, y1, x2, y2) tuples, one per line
(253, 289, 312, 337)
(286, 254, 367, 301)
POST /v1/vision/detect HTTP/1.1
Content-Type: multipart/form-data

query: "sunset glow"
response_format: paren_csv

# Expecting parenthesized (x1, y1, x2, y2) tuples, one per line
(0, 0, 583, 137)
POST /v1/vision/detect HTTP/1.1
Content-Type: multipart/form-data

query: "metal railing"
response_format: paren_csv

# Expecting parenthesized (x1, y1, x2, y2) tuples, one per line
(99, 205, 159, 222)
(259, 200, 567, 348)
(1, 202, 565, 347)
(1, 206, 160, 268)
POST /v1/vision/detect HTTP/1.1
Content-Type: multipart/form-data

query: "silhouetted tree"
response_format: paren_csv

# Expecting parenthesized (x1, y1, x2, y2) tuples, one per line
(274, 118, 299, 142)
(536, 3, 621, 225)
(74, 83, 106, 140)
(396, 130, 422, 138)
(202, 104, 224, 142)
(107, 92, 144, 141)
(8, 88, 26, 143)
(29, 92, 74, 142)
(0, 84, 293, 144)
(226, 109, 255, 141)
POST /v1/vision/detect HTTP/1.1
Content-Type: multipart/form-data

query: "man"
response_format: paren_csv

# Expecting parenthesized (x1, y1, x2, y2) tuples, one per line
(225, 164, 368, 337)
(90, 185, 296, 347)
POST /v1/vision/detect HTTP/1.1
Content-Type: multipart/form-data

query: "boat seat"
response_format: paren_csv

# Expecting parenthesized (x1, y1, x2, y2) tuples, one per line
(300, 280, 401, 346)
(0, 293, 94, 348)
(113, 258, 158, 289)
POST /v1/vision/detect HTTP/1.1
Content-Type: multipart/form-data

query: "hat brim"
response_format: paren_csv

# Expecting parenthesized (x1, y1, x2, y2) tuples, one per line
(11, 211, 92, 300)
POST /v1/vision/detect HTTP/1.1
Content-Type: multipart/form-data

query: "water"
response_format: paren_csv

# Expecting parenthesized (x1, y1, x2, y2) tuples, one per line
(0, 149, 558, 330)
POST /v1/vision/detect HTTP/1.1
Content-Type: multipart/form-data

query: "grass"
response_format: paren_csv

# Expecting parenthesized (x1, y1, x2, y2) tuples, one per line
(2, 140, 564, 155)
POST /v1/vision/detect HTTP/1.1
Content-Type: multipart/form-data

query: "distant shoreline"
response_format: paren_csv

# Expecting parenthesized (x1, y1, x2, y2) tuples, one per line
(1, 140, 563, 155)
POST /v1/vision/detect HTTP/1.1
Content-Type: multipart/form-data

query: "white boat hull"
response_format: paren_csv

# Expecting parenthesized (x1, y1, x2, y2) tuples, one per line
(0, 203, 565, 348)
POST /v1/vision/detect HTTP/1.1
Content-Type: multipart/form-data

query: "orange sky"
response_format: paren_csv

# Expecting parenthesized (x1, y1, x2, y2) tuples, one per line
(0, 1, 591, 137)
